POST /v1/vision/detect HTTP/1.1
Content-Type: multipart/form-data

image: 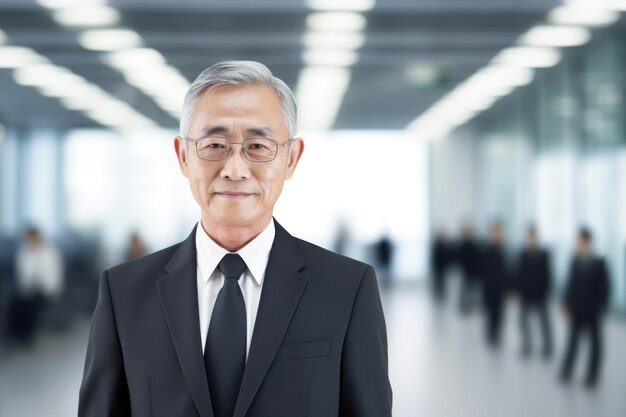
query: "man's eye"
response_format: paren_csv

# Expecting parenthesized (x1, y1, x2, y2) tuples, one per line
(200, 142, 226, 150)
(246, 142, 269, 150)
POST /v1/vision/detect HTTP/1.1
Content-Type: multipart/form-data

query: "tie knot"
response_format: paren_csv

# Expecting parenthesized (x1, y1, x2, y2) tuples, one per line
(218, 253, 247, 281)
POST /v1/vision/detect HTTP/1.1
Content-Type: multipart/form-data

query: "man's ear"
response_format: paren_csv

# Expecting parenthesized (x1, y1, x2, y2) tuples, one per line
(285, 137, 304, 180)
(174, 136, 189, 178)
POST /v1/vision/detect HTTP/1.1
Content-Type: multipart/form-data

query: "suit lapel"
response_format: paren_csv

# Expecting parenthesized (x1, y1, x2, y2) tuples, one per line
(157, 226, 214, 417)
(233, 220, 308, 417)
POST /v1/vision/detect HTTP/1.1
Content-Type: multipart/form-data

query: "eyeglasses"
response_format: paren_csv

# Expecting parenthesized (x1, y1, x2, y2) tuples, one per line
(184, 136, 293, 163)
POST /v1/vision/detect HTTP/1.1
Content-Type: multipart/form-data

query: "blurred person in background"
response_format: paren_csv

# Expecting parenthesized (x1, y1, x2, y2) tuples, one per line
(480, 221, 508, 349)
(8, 226, 63, 344)
(126, 231, 147, 261)
(560, 228, 610, 389)
(373, 233, 394, 289)
(517, 226, 553, 359)
(456, 222, 481, 313)
(430, 230, 452, 302)
(79, 61, 392, 417)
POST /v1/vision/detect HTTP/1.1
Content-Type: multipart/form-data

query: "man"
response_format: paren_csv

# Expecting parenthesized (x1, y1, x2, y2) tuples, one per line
(430, 230, 451, 302)
(560, 228, 610, 389)
(9, 226, 63, 344)
(456, 223, 480, 313)
(479, 221, 508, 348)
(78, 61, 392, 417)
(517, 226, 552, 358)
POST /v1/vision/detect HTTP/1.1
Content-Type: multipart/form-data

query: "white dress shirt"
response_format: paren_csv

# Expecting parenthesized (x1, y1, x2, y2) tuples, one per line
(16, 242, 64, 298)
(196, 220, 275, 359)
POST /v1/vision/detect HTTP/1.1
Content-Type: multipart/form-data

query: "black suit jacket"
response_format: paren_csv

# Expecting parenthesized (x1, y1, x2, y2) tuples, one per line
(78, 220, 392, 417)
(479, 244, 508, 305)
(564, 256, 610, 321)
(517, 249, 551, 302)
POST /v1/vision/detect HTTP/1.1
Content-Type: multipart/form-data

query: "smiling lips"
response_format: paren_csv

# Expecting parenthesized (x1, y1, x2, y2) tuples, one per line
(216, 191, 253, 199)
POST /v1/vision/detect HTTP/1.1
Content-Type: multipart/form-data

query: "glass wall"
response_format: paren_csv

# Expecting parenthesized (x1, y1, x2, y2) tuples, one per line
(462, 27, 626, 313)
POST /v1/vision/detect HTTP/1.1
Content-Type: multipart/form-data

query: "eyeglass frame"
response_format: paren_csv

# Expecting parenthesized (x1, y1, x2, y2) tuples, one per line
(183, 135, 295, 163)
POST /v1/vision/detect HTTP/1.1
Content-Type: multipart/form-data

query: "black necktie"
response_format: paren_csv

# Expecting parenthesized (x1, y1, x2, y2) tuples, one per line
(204, 253, 247, 417)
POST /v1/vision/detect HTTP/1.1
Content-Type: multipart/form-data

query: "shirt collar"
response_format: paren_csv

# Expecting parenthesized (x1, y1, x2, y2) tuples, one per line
(195, 220, 275, 286)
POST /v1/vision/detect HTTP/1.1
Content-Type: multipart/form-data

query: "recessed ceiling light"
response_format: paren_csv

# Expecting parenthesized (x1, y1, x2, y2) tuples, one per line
(306, 12, 367, 32)
(53, 6, 120, 27)
(79, 29, 141, 51)
(520, 25, 591, 47)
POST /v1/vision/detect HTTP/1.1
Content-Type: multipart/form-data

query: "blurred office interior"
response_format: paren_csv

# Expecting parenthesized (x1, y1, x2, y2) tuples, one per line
(1, 0, 626, 416)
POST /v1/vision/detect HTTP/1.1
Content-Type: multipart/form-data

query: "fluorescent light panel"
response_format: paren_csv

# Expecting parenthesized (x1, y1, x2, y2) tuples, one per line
(0, 46, 46, 68)
(303, 31, 365, 50)
(520, 25, 591, 47)
(53, 6, 120, 27)
(37, 0, 104, 9)
(548, 5, 620, 27)
(306, 12, 367, 32)
(79, 29, 141, 51)
(296, 67, 350, 130)
(302, 49, 358, 67)
(306, 0, 375, 12)
(493, 46, 561, 68)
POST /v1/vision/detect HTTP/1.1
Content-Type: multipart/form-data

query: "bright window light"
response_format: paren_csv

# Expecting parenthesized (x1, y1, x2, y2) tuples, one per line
(306, 12, 367, 32)
(306, 0, 375, 12)
(548, 5, 620, 27)
(0, 46, 46, 68)
(53, 6, 120, 27)
(520, 25, 591, 47)
(79, 29, 141, 51)
(493, 46, 562, 68)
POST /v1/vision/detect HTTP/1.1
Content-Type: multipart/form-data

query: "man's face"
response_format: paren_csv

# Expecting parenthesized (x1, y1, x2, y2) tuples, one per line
(577, 237, 591, 256)
(174, 84, 304, 231)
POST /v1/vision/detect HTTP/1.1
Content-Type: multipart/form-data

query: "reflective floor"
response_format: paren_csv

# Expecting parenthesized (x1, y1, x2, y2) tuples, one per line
(1, 278, 625, 417)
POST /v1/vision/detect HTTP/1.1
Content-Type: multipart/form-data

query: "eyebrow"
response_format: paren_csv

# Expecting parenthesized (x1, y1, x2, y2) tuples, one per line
(245, 127, 276, 138)
(198, 125, 277, 139)
(199, 125, 229, 136)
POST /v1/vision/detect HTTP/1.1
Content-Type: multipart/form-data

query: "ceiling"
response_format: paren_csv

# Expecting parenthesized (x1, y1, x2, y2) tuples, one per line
(0, 0, 580, 132)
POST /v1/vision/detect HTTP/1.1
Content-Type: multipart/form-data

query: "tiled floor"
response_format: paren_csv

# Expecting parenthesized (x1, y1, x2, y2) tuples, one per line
(1, 279, 625, 417)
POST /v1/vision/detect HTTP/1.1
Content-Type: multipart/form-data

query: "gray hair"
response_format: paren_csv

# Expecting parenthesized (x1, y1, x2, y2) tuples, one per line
(180, 61, 297, 138)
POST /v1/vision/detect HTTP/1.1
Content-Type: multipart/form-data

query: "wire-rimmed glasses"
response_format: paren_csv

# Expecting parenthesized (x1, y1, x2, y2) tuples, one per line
(184, 136, 293, 162)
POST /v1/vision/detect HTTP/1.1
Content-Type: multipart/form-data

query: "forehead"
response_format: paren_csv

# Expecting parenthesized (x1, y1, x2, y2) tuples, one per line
(190, 84, 286, 133)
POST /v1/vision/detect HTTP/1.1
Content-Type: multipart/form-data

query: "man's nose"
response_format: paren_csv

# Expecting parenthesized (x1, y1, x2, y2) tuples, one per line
(220, 143, 250, 181)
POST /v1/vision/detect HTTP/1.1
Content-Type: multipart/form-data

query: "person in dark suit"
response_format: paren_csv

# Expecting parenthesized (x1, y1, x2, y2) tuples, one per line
(517, 226, 552, 358)
(456, 223, 481, 313)
(560, 228, 610, 389)
(480, 221, 508, 348)
(78, 61, 392, 417)
(431, 231, 451, 302)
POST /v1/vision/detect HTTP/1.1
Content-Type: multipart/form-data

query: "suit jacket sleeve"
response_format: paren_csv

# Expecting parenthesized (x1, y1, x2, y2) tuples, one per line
(339, 266, 392, 417)
(78, 271, 131, 417)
